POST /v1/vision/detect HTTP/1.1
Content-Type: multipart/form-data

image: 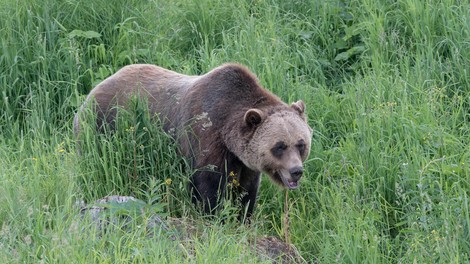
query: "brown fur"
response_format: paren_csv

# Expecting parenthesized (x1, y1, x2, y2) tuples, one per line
(74, 63, 312, 218)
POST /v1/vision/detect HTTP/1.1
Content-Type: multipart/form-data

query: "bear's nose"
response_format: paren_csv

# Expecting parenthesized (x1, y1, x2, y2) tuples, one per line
(289, 167, 303, 181)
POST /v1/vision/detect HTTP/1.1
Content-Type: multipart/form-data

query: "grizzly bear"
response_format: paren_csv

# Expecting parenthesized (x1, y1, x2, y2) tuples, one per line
(74, 63, 312, 218)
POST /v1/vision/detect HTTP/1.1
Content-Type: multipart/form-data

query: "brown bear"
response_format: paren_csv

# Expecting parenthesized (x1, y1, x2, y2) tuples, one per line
(74, 63, 312, 218)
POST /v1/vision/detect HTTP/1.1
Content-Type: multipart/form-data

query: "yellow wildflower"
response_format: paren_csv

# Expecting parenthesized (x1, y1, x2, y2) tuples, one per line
(232, 179, 240, 187)
(227, 171, 239, 187)
(165, 178, 172, 186)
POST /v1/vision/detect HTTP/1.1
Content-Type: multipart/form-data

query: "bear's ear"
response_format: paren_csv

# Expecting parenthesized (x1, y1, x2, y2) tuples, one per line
(291, 100, 306, 120)
(291, 100, 305, 114)
(244, 108, 265, 128)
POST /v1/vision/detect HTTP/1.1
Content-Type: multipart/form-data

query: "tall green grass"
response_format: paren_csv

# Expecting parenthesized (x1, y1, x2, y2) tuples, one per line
(76, 96, 194, 217)
(1, 0, 469, 262)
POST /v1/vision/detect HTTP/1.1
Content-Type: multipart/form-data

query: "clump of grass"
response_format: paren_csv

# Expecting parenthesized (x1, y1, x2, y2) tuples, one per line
(76, 95, 193, 216)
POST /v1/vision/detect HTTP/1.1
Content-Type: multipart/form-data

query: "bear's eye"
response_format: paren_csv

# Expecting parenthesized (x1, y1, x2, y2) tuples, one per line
(296, 140, 306, 156)
(271, 141, 287, 158)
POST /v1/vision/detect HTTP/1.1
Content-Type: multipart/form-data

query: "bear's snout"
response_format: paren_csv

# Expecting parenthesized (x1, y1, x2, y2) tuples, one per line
(289, 166, 303, 181)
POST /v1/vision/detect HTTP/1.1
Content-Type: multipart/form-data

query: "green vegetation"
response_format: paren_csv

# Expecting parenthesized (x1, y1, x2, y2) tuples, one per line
(1, 0, 469, 262)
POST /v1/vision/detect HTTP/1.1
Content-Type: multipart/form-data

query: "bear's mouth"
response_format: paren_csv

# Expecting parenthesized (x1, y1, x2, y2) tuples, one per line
(274, 170, 300, 190)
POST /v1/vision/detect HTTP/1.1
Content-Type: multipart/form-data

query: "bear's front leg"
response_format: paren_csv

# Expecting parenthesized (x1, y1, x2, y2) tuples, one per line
(189, 170, 227, 214)
(237, 167, 261, 220)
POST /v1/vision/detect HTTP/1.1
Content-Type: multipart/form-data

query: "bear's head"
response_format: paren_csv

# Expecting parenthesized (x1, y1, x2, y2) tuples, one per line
(239, 100, 312, 189)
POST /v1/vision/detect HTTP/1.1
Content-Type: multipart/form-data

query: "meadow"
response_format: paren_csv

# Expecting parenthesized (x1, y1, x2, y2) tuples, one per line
(1, 0, 469, 262)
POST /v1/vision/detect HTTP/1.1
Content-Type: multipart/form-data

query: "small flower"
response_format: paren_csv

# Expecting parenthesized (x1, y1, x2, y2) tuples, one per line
(165, 178, 172, 186)
(228, 171, 239, 187)
(32, 157, 38, 161)
(231, 179, 240, 187)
